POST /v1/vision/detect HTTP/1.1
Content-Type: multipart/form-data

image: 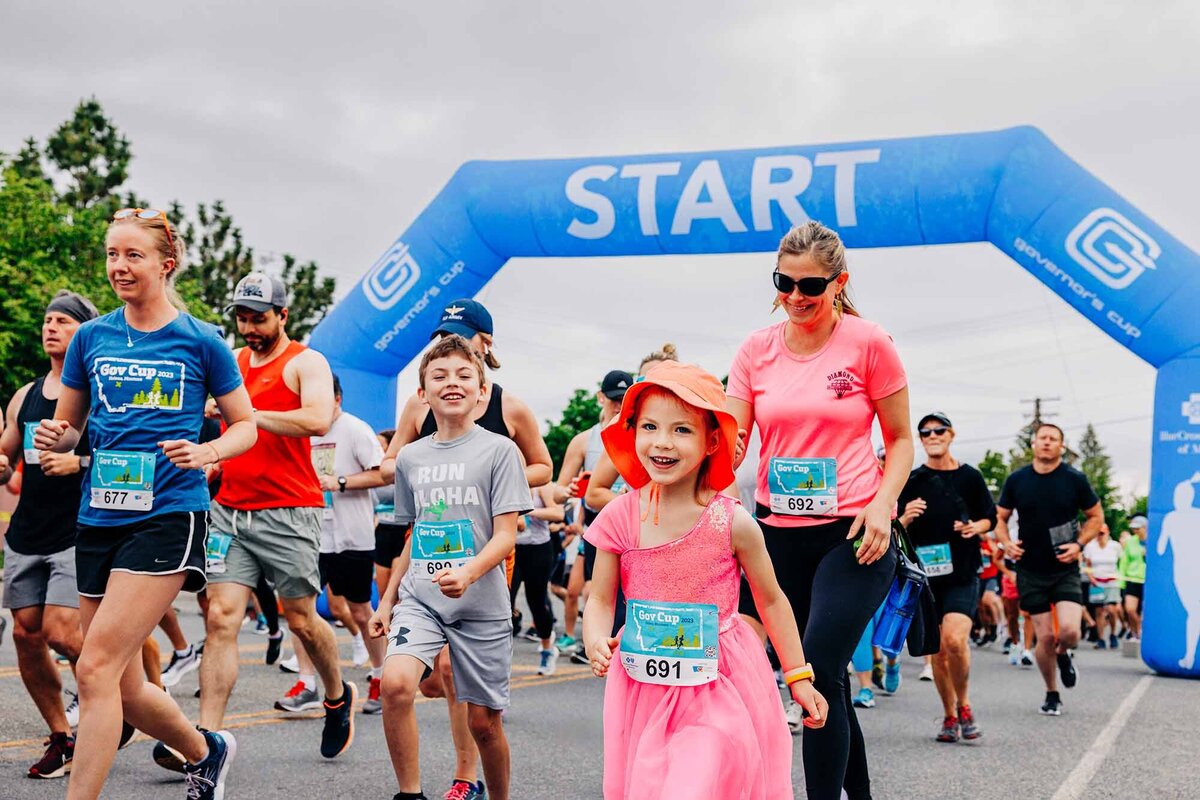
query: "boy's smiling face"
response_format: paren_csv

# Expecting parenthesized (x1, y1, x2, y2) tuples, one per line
(419, 352, 486, 422)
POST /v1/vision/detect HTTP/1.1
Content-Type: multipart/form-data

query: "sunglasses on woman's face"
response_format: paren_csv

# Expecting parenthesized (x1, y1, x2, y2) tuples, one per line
(918, 426, 950, 438)
(772, 270, 840, 297)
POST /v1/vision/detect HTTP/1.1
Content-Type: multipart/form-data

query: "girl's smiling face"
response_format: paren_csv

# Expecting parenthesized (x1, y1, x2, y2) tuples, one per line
(633, 390, 718, 488)
(105, 224, 173, 304)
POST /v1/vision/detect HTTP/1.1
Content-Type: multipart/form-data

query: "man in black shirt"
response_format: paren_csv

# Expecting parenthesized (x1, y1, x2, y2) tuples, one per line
(0, 291, 97, 778)
(899, 412, 996, 743)
(995, 423, 1103, 716)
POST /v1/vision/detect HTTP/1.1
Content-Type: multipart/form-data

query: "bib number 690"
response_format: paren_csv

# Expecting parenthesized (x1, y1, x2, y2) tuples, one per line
(425, 560, 454, 575)
(644, 658, 681, 680)
(786, 497, 816, 512)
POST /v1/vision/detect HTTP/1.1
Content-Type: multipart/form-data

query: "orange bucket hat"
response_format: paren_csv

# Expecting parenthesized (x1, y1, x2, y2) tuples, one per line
(601, 362, 739, 492)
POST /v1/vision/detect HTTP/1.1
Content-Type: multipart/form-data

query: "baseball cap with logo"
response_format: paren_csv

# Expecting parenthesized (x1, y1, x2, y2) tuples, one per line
(600, 370, 634, 401)
(431, 299, 493, 340)
(226, 272, 287, 313)
(917, 411, 953, 430)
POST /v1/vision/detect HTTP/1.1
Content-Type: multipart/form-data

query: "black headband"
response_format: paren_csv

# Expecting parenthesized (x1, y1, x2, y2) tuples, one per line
(46, 294, 99, 325)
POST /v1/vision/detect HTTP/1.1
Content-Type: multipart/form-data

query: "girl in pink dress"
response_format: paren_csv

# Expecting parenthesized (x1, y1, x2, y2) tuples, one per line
(582, 362, 828, 800)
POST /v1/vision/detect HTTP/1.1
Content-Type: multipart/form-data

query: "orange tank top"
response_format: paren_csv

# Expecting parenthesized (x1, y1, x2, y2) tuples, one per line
(216, 341, 324, 510)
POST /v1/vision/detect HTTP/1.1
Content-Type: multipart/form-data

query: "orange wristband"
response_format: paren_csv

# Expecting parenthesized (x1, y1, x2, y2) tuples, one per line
(783, 664, 815, 685)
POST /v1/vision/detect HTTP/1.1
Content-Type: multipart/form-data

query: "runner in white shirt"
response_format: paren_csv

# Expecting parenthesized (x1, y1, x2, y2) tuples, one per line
(1083, 524, 1123, 650)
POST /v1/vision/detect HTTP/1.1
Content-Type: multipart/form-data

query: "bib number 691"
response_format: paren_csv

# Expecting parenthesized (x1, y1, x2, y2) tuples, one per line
(644, 658, 681, 680)
(425, 560, 454, 575)
(786, 497, 815, 512)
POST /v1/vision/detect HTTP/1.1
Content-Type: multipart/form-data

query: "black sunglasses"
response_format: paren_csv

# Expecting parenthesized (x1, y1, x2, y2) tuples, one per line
(772, 270, 841, 297)
(918, 426, 950, 438)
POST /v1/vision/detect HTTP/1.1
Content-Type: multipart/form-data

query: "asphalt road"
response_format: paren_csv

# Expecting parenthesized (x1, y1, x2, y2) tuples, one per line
(3, 596, 1199, 799)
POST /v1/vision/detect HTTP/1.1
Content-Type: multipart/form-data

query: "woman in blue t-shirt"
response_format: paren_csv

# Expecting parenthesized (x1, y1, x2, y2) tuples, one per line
(35, 208, 256, 800)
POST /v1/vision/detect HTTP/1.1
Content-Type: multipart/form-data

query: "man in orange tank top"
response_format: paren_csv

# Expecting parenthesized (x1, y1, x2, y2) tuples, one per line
(193, 273, 357, 760)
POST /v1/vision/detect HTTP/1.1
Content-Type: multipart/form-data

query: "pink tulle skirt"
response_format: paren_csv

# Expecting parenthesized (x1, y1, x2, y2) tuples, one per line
(601, 616, 793, 800)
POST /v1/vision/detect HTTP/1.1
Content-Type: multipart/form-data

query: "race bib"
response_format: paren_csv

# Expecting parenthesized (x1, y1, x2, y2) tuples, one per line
(375, 502, 396, 525)
(23, 422, 40, 465)
(205, 531, 233, 575)
(1088, 583, 1107, 604)
(311, 443, 337, 521)
(768, 457, 837, 516)
(90, 450, 155, 511)
(411, 519, 476, 577)
(620, 600, 720, 687)
(916, 543, 954, 577)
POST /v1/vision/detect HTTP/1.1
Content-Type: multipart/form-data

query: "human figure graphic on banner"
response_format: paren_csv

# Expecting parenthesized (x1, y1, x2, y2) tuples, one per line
(1158, 472, 1200, 669)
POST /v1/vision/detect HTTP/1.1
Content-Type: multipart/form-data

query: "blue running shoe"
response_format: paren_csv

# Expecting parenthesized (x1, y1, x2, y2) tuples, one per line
(444, 779, 487, 799)
(852, 688, 876, 709)
(883, 659, 901, 694)
(183, 730, 236, 800)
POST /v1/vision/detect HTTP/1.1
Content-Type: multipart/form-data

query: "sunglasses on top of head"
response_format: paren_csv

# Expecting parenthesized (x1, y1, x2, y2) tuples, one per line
(918, 426, 950, 438)
(772, 270, 841, 297)
(113, 208, 175, 253)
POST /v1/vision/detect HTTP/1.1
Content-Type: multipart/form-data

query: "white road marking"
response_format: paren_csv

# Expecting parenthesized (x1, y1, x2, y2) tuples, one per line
(1051, 673, 1153, 800)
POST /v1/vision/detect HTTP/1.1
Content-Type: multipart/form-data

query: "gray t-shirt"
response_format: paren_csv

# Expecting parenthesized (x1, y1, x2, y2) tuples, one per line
(394, 425, 531, 622)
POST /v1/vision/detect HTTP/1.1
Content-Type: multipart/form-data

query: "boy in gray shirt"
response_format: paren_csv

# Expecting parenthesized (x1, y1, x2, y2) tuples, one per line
(370, 335, 529, 800)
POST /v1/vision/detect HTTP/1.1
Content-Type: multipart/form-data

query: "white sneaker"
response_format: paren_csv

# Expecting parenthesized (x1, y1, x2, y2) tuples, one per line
(351, 633, 369, 667)
(919, 663, 934, 682)
(278, 653, 300, 674)
(784, 699, 804, 734)
(161, 646, 201, 688)
(64, 690, 79, 727)
(537, 648, 558, 676)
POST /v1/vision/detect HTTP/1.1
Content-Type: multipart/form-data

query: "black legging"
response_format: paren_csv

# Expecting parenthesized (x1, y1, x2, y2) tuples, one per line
(510, 541, 556, 640)
(739, 517, 896, 800)
(254, 576, 280, 636)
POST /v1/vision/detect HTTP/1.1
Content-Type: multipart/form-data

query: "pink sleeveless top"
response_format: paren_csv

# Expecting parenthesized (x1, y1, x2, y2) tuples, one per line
(585, 491, 742, 634)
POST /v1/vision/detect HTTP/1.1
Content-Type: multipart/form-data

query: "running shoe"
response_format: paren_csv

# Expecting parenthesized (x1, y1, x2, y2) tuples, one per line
(275, 681, 323, 712)
(958, 705, 981, 740)
(1039, 692, 1063, 716)
(278, 653, 300, 674)
(118, 721, 137, 749)
(935, 716, 959, 743)
(362, 676, 383, 715)
(569, 645, 589, 666)
(520, 626, 540, 642)
(852, 688, 876, 709)
(919, 662, 934, 682)
(161, 645, 201, 688)
(1094, 639, 1108, 650)
(1002, 637, 1013, 655)
(320, 680, 357, 758)
(537, 648, 558, 676)
(554, 634, 578, 654)
(352, 634, 370, 667)
(252, 615, 270, 635)
(183, 729, 236, 800)
(28, 732, 73, 779)
(1057, 651, 1078, 688)
(152, 740, 187, 773)
(871, 659, 884, 691)
(1020, 649, 1034, 667)
(265, 631, 284, 666)
(64, 690, 79, 728)
(1109, 634, 1120, 649)
(883, 659, 902, 694)
(444, 779, 487, 799)
(784, 699, 804, 734)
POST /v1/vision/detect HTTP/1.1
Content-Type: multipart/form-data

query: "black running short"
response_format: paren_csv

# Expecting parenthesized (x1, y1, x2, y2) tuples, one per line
(374, 522, 409, 568)
(931, 577, 980, 620)
(76, 511, 207, 598)
(1123, 581, 1144, 606)
(319, 550, 375, 604)
(1016, 568, 1082, 615)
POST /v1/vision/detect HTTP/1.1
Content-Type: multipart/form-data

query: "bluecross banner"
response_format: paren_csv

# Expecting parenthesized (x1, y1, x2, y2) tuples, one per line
(309, 125, 1200, 678)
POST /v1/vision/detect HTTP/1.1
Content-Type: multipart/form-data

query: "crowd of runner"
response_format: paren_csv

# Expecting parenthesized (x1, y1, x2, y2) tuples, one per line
(0, 210, 1146, 800)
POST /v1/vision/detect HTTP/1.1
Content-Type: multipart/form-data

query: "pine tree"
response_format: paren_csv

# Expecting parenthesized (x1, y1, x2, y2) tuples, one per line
(169, 388, 180, 407)
(1078, 423, 1120, 530)
(977, 450, 1009, 499)
(44, 98, 131, 210)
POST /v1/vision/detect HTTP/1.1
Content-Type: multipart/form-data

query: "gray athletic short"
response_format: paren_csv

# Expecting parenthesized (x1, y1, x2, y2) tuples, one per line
(386, 601, 513, 710)
(2, 545, 79, 610)
(206, 503, 322, 599)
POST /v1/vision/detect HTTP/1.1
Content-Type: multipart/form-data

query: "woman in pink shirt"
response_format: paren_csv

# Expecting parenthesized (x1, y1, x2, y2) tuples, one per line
(727, 221, 913, 800)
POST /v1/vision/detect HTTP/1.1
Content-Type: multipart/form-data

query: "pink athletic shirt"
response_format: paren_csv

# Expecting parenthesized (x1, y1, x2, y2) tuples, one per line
(727, 315, 907, 528)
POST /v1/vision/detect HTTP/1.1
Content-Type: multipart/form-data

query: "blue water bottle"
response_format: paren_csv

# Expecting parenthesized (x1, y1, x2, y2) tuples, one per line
(872, 558, 928, 658)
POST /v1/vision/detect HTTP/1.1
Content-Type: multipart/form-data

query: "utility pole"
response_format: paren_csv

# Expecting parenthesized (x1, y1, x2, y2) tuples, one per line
(1020, 396, 1061, 429)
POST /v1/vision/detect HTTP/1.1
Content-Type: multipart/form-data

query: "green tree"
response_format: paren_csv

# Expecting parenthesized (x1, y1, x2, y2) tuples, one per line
(544, 388, 602, 475)
(10, 138, 47, 183)
(977, 449, 1008, 499)
(1008, 426, 1034, 473)
(44, 98, 131, 210)
(1078, 423, 1120, 530)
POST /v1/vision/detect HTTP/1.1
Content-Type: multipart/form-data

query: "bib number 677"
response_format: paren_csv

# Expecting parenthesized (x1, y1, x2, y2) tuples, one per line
(103, 490, 128, 505)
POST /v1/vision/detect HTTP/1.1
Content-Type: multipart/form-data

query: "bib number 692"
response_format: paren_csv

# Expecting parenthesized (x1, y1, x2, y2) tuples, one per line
(425, 560, 454, 575)
(644, 658, 681, 680)
(786, 497, 815, 512)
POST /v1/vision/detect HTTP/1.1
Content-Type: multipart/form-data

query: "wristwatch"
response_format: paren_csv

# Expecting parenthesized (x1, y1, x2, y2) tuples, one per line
(337, 476, 347, 493)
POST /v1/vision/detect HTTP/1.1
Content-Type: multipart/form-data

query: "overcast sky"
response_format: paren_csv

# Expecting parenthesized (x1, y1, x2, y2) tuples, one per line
(4, 1, 1198, 496)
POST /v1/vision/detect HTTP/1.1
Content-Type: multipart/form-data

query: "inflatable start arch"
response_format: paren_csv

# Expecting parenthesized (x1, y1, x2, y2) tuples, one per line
(309, 126, 1200, 678)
